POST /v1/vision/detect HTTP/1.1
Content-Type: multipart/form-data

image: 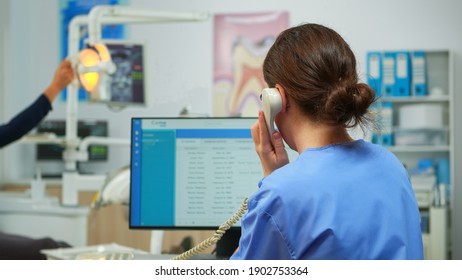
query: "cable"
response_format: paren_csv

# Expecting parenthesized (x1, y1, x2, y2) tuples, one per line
(172, 198, 248, 260)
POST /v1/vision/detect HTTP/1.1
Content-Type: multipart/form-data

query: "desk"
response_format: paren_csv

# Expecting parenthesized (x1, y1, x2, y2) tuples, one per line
(41, 243, 221, 260)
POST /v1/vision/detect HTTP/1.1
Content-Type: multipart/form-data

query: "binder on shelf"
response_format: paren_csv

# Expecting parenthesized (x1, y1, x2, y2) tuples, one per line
(394, 51, 411, 96)
(367, 52, 382, 96)
(412, 51, 428, 96)
(382, 52, 396, 96)
(371, 103, 379, 144)
(371, 102, 394, 146)
(380, 102, 394, 146)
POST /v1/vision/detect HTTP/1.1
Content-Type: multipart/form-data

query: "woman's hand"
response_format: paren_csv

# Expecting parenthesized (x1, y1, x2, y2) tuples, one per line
(44, 59, 75, 102)
(251, 111, 289, 176)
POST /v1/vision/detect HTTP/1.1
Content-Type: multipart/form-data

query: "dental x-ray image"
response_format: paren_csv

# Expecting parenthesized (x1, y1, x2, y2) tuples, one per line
(106, 42, 146, 106)
(111, 50, 134, 102)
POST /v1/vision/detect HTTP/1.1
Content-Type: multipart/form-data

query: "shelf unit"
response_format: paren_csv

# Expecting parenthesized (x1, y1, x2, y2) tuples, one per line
(370, 50, 453, 259)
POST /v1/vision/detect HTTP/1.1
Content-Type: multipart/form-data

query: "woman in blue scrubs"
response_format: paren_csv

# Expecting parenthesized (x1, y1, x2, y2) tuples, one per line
(231, 23, 424, 260)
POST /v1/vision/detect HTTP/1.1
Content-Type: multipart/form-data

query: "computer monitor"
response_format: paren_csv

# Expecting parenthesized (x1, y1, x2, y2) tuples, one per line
(36, 120, 108, 161)
(85, 40, 147, 107)
(130, 118, 266, 230)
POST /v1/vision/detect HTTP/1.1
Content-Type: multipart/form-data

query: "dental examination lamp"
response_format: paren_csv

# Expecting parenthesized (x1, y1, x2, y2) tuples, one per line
(62, 6, 209, 206)
(77, 44, 115, 102)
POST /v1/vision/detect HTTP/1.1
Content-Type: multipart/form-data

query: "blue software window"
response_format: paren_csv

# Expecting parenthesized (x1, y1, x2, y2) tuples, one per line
(129, 118, 264, 229)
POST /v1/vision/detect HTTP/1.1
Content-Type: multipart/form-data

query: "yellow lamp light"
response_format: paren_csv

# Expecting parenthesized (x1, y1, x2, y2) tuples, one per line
(93, 43, 111, 62)
(78, 48, 101, 92)
(77, 43, 115, 101)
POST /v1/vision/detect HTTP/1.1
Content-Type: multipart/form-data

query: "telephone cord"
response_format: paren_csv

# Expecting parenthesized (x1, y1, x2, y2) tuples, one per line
(172, 198, 248, 260)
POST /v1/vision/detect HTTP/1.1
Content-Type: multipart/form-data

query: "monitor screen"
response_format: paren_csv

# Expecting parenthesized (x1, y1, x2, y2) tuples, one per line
(130, 118, 270, 230)
(85, 40, 146, 107)
(36, 120, 108, 161)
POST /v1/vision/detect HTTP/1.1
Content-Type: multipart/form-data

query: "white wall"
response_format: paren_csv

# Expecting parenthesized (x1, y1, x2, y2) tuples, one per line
(1, 0, 462, 257)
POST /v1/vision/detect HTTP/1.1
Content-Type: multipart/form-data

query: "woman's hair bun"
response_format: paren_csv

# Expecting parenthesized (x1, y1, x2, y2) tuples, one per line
(323, 82, 376, 128)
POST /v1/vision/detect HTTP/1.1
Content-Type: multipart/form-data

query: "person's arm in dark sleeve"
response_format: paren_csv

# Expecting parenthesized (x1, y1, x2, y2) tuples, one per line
(0, 59, 74, 148)
(0, 94, 52, 148)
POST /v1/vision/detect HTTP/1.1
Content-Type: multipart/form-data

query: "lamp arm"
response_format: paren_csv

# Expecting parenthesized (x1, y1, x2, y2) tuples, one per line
(88, 5, 209, 45)
(88, 5, 112, 46)
(79, 136, 129, 152)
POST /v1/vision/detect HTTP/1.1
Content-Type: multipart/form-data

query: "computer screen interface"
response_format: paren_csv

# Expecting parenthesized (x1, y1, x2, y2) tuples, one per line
(129, 118, 263, 230)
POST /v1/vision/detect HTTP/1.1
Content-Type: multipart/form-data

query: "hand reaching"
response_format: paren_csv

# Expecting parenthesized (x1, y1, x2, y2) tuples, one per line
(44, 59, 75, 102)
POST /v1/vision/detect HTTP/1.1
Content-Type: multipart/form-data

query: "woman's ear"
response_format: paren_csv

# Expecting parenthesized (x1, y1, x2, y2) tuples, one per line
(275, 84, 288, 113)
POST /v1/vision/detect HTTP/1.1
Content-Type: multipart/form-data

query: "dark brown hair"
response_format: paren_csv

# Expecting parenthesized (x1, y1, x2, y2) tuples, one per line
(263, 23, 376, 128)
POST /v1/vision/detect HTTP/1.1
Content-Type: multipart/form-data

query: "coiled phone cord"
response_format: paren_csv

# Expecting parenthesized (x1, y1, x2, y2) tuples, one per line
(172, 198, 248, 260)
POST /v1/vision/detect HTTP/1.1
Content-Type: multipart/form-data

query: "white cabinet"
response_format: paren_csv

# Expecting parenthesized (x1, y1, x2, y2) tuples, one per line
(368, 50, 453, 259)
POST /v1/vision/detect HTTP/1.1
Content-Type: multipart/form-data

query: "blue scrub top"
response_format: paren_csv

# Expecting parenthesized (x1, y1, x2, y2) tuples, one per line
(231, 140, 424, 260)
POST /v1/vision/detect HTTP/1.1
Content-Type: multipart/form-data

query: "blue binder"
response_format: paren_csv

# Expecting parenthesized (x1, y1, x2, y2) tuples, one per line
(371, 103, 379, 144)
(382, 52, 396, 96)
(411, 51, 427, 96)
(394, 51, 411, 96)
(367, 52, 382, 96)
(380, 102, 394, 146)
(371, 102, 393, 146)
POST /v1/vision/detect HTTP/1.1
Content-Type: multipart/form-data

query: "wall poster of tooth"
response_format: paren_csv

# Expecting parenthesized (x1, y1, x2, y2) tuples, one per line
(213, 12, 289, 117)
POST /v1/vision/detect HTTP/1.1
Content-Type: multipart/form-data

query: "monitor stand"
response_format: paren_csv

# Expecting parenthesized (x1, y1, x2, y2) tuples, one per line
(215, 228, 241, 259)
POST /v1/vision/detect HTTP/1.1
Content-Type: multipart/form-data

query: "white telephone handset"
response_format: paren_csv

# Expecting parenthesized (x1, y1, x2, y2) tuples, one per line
(260, 88, 283, 138)
(172, 89, 281, 260)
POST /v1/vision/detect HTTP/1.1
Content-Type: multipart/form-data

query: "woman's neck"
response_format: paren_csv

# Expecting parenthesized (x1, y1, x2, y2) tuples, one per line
(292, 120, 354, 154)
(278, 98, 354, 154)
